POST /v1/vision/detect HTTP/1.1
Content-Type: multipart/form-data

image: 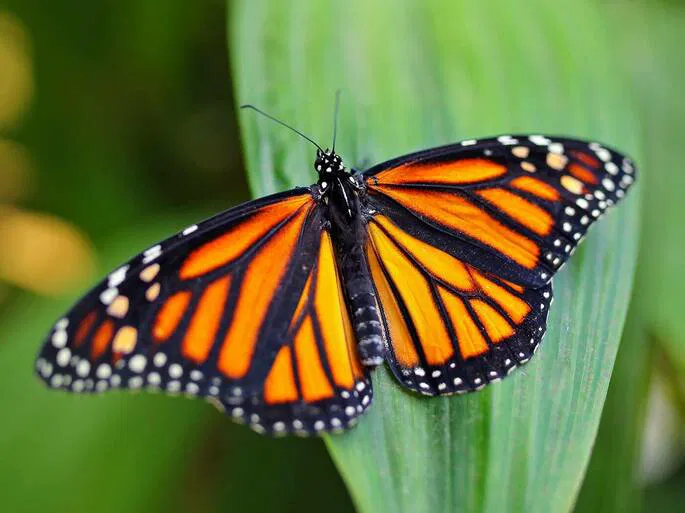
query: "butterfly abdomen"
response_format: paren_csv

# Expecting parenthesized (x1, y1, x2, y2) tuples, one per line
(345, 270, 385, 366)
(326, 179, 387, 368)
(334, 231, 385, 367)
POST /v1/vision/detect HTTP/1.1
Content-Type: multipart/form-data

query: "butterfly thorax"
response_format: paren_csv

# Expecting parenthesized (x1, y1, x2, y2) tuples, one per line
(312, 148, 363, 219)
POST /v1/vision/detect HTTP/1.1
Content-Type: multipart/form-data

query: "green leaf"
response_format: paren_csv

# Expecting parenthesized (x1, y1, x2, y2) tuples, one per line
(211, 423, 355, 513)
(620, 2, 685, 390)
(0, 215, 214, 513)
(230, 1, 640, 512)
(573, 303, 651, 513)
(575, 2, 685, 511)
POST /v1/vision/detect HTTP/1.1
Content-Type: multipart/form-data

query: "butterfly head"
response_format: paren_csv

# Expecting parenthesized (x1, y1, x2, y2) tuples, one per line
(315, 148, 346, 177)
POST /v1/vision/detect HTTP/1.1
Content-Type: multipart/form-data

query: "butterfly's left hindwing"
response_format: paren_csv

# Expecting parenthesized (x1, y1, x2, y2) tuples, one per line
(363, 135, 635, 394)
(36, 188, 370, 436)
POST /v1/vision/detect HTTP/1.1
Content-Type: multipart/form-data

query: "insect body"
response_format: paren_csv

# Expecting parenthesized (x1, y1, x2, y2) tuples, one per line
(314, 149, 386, 366)
(35, 129, 636, 436)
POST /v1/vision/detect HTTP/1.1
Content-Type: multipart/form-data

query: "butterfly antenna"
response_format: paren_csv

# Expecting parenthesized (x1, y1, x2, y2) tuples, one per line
(332, 89, 342, 152)
(240, 104, 324, 152)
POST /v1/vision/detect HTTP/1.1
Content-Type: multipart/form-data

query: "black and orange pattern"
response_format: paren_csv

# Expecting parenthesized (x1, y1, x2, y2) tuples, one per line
(362, 135, 634, 394)
(365, 136, 634, 288)
(36, 133, 635, 435)
(36, 188, 370, 435)
(366, 213, 550, 394)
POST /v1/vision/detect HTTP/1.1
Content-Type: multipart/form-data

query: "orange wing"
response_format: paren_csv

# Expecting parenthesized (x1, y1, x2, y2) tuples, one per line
(365, 136, 635, 288)
(236, 230, 371, 435)
(366, 213, 550, 394)
(362, 135, 635, 393)
(36, 188, 370, 435)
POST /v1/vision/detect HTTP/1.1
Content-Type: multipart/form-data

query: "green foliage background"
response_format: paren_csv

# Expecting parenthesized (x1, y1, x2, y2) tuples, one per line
(0, 1, 683, 512)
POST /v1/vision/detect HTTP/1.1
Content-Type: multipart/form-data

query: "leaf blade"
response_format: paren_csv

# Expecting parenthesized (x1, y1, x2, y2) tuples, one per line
(230, 1, 641, 512)
(0, 216, 215, 513)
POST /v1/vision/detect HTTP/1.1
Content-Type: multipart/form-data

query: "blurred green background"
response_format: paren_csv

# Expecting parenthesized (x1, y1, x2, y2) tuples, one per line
(0, 1, 683, 512)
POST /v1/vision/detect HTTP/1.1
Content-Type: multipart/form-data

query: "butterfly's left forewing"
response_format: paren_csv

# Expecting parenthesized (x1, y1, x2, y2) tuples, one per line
(36, 188, 370, 435)
(363, 135, 635, 394)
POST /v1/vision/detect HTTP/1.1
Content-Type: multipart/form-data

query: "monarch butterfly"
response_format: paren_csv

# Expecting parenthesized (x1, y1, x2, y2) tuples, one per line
(35, 103, 636, 436)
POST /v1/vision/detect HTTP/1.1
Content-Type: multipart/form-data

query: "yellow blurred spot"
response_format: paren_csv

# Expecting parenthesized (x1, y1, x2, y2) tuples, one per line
(0, 10, 33, 129)
(0, 206, 96, 295)
(561, 175, 584, 195)
(0, 138, 33, 201)
(139, 263, 160, 282)
(112, 326, 137, 354)
(107, 295, 129, 318)
(145, 282, 161, 302)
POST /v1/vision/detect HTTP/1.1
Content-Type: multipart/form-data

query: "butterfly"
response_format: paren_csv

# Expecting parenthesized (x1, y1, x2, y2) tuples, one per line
(35, 107, 636, 436)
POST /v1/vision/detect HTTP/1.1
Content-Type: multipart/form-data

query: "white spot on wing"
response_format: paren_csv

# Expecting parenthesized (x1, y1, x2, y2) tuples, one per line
(96, 364, 112, 379)
(129, 355, 147, 373)
(76, 360, 91, 377)
(168, 363, 183, 379)
(497, 135, 518, 145)
(605, 162, 619, 175)
(153, 352, 167, 367)
(56, 348, 71, 367)
(548, 142, 564, 154)
(51, 330, 68, 348)
(99, 287, 118, 305)
(108, 265, 129, 288)
(529, 135, 551, 146)
(182, 225, 198, 236)
(143, 244, 162, 264)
